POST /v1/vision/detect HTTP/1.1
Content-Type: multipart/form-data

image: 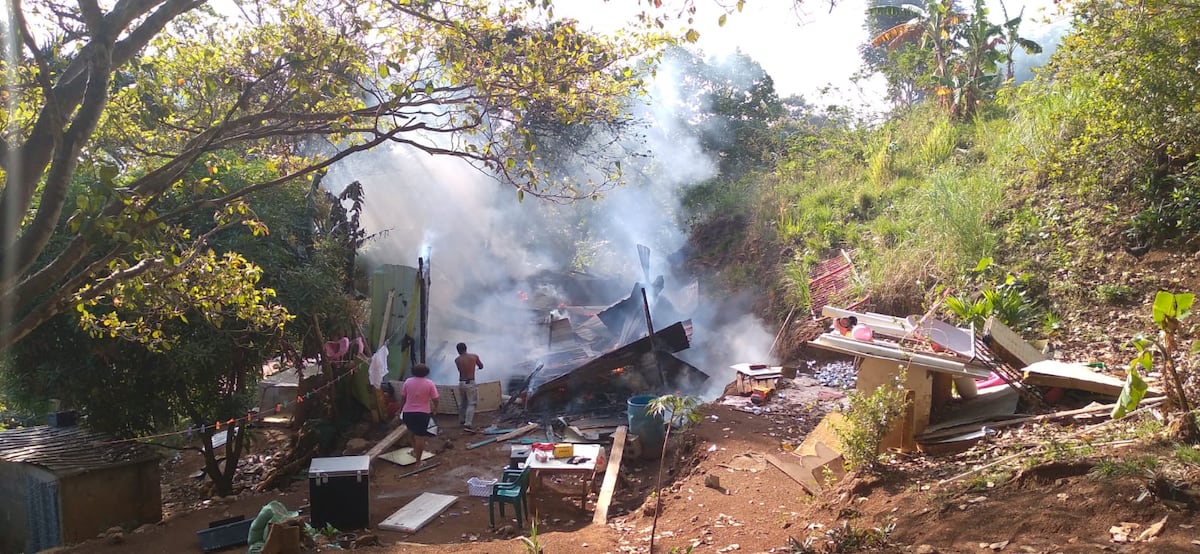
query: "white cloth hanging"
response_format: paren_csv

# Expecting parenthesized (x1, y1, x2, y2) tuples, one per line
(368, 345, 389, 387)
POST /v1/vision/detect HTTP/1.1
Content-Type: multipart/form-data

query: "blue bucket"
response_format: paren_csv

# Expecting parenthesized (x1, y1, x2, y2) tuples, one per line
(627, 394, 666, 458)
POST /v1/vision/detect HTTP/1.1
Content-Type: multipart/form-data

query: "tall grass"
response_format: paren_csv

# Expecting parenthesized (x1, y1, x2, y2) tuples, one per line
(751, 99, 1031, 317)
(918, 117, 958, 168)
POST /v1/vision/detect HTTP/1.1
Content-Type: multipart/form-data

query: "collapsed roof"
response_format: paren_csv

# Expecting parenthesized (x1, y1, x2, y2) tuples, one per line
(516, 276, 710, 414)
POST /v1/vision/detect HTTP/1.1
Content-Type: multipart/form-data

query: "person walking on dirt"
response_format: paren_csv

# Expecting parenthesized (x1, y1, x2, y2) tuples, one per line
(399, 363, 438, 465)
(454, 342, 484, 431)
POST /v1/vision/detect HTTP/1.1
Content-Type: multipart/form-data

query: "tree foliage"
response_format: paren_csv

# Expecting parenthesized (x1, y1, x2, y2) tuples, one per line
(864, 0, 1039, 117)
(3, 161, 363, 495)
(1021, 0, 1200, 246)
(0, 0, 665, 352)
(662, 46, 784, 178)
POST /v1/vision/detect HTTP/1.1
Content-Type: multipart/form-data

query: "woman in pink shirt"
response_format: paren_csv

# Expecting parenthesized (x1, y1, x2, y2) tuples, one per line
(400, 363, 439, 465)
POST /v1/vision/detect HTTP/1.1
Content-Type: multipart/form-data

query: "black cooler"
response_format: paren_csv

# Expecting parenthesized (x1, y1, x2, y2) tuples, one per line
(308, 455, 370, 531)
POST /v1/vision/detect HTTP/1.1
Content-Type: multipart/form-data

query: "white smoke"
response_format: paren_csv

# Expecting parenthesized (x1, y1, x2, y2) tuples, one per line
(323, 53, 778, 397)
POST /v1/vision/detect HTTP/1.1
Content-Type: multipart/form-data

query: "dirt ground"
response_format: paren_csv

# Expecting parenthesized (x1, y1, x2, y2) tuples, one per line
(61, 374, 1200, 554)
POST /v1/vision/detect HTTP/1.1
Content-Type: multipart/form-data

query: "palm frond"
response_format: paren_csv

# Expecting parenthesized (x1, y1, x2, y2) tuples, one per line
(871, 22, 919, 48)
(1015, 37, 1043, 54)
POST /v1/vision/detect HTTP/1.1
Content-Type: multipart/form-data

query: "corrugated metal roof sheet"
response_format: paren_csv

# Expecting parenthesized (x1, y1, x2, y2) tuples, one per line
(0, 425, 158, 476)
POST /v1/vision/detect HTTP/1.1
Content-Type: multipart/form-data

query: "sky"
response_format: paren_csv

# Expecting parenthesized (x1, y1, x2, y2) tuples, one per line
(557, 0, 1071, 109)
(560, 0, 887, 107)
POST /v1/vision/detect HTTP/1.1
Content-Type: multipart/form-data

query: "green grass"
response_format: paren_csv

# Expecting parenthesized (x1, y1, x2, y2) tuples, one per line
(1090, 455, 1159, 478)
(1175, 444, 1200, 465)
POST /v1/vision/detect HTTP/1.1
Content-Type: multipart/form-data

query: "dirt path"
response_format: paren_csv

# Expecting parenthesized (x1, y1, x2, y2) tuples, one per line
(62, 386, 1200, 553)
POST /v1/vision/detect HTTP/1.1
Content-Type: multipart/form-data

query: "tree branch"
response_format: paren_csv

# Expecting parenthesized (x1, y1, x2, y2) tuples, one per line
(0, 40, 114, 290)
(0, 0, 202, 286)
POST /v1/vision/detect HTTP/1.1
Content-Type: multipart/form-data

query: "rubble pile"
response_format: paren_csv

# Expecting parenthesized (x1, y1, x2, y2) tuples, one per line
(813, 360, 856, 389)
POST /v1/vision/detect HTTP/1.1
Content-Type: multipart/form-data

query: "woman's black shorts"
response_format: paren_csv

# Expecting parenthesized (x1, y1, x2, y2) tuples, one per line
(401, 411, 434, 437)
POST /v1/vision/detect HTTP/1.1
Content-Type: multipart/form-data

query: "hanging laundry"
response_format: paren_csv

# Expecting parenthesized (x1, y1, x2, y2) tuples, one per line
(368, 345, 390, 387)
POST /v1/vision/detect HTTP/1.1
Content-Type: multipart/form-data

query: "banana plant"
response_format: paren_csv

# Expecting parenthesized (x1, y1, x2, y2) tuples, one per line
(868, 0, 963, 83)
(1113, 291, 1194, 419)
(998, 2, 1044, 81)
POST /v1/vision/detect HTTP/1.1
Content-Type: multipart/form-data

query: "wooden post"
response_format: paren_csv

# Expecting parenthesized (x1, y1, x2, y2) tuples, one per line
(311, 315, 336, 420)
(418, 257, 429, 364)
(592, 426, 628, 524)
(640, 287, 667, 388)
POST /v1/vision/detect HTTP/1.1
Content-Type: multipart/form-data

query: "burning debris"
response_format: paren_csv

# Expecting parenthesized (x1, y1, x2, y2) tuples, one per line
(503, 261, 711, 417)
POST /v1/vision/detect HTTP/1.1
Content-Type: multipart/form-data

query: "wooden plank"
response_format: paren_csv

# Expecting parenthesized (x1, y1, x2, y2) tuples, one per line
(1022, 360, 1127, 397)
(366, 426, 410, 461)
(466, 436, 500, 449)
(592, 426, 627, 524)
(984, 317, 1046, 369)
(765, 454, 822, 496)
(377, 289, 396, 349)
(466, 422, 539, 450)
(378, 493, 457, 533)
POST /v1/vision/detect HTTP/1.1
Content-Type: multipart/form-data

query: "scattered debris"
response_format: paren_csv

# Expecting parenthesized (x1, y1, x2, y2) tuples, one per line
(1136, 515, 1168, 542)
(704, 474, 728, 495)
(1110, 522, 1141, 543)
(814, 361, 857, 388)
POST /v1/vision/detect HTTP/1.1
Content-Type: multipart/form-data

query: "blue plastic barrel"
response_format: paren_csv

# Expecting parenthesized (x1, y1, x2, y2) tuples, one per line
(627, 394, 666, 458)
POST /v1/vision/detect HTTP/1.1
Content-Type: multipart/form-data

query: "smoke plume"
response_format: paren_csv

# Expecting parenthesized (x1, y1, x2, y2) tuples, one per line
(323, 54, 778, 399)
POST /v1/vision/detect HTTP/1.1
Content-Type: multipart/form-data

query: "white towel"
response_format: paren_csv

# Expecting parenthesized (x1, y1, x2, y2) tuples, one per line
(368, 345, 389, 387)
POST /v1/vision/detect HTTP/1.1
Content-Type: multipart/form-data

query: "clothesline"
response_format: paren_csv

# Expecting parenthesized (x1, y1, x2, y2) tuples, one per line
(95, 365, 360, 446)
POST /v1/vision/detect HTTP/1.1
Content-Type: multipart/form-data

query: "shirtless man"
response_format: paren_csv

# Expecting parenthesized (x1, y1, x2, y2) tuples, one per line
(454, 342, 484, 430)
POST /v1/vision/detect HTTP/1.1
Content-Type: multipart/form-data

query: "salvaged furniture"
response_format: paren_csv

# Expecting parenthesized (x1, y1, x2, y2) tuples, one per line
(526, 443, 606, 510)
(731, 363, 783, 395)
(489, 468, 531, 528)
(808, 307, 998, 451)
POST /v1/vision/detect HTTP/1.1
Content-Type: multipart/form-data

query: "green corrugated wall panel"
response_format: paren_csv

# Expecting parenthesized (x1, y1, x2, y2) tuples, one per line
(369, 264, 421, 381)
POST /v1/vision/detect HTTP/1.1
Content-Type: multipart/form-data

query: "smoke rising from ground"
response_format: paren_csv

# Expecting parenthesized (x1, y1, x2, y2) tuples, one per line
(324, 55, 778, 398)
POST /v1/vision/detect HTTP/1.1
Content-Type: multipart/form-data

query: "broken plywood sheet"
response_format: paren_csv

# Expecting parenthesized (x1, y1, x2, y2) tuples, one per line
(1022, 360, 1131, 397)
(787, 412, 848, 493)
(378, 493, 457, 533)
(766, 454, 824, 496)
(379, 447, 436, 467)
(434, 381, 502, 415)
(984, 317, 1046, 369)
(920, 385, 1020, 436)
(796, 411, 845, 458)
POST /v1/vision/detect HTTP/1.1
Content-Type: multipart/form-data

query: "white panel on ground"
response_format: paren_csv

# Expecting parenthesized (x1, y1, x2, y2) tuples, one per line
(378, 493, 458, 533)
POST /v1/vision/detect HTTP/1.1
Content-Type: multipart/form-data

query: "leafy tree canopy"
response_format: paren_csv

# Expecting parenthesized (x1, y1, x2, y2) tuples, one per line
(0, 0, 669, 351)
(3, 158, 364, 494)
(1017, 0, 1200, 245)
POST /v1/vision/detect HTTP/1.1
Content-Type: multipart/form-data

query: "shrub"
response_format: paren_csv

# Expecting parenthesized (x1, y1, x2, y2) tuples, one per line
(1096, 283, 1136, 305)
(834, 370, 912, 472)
